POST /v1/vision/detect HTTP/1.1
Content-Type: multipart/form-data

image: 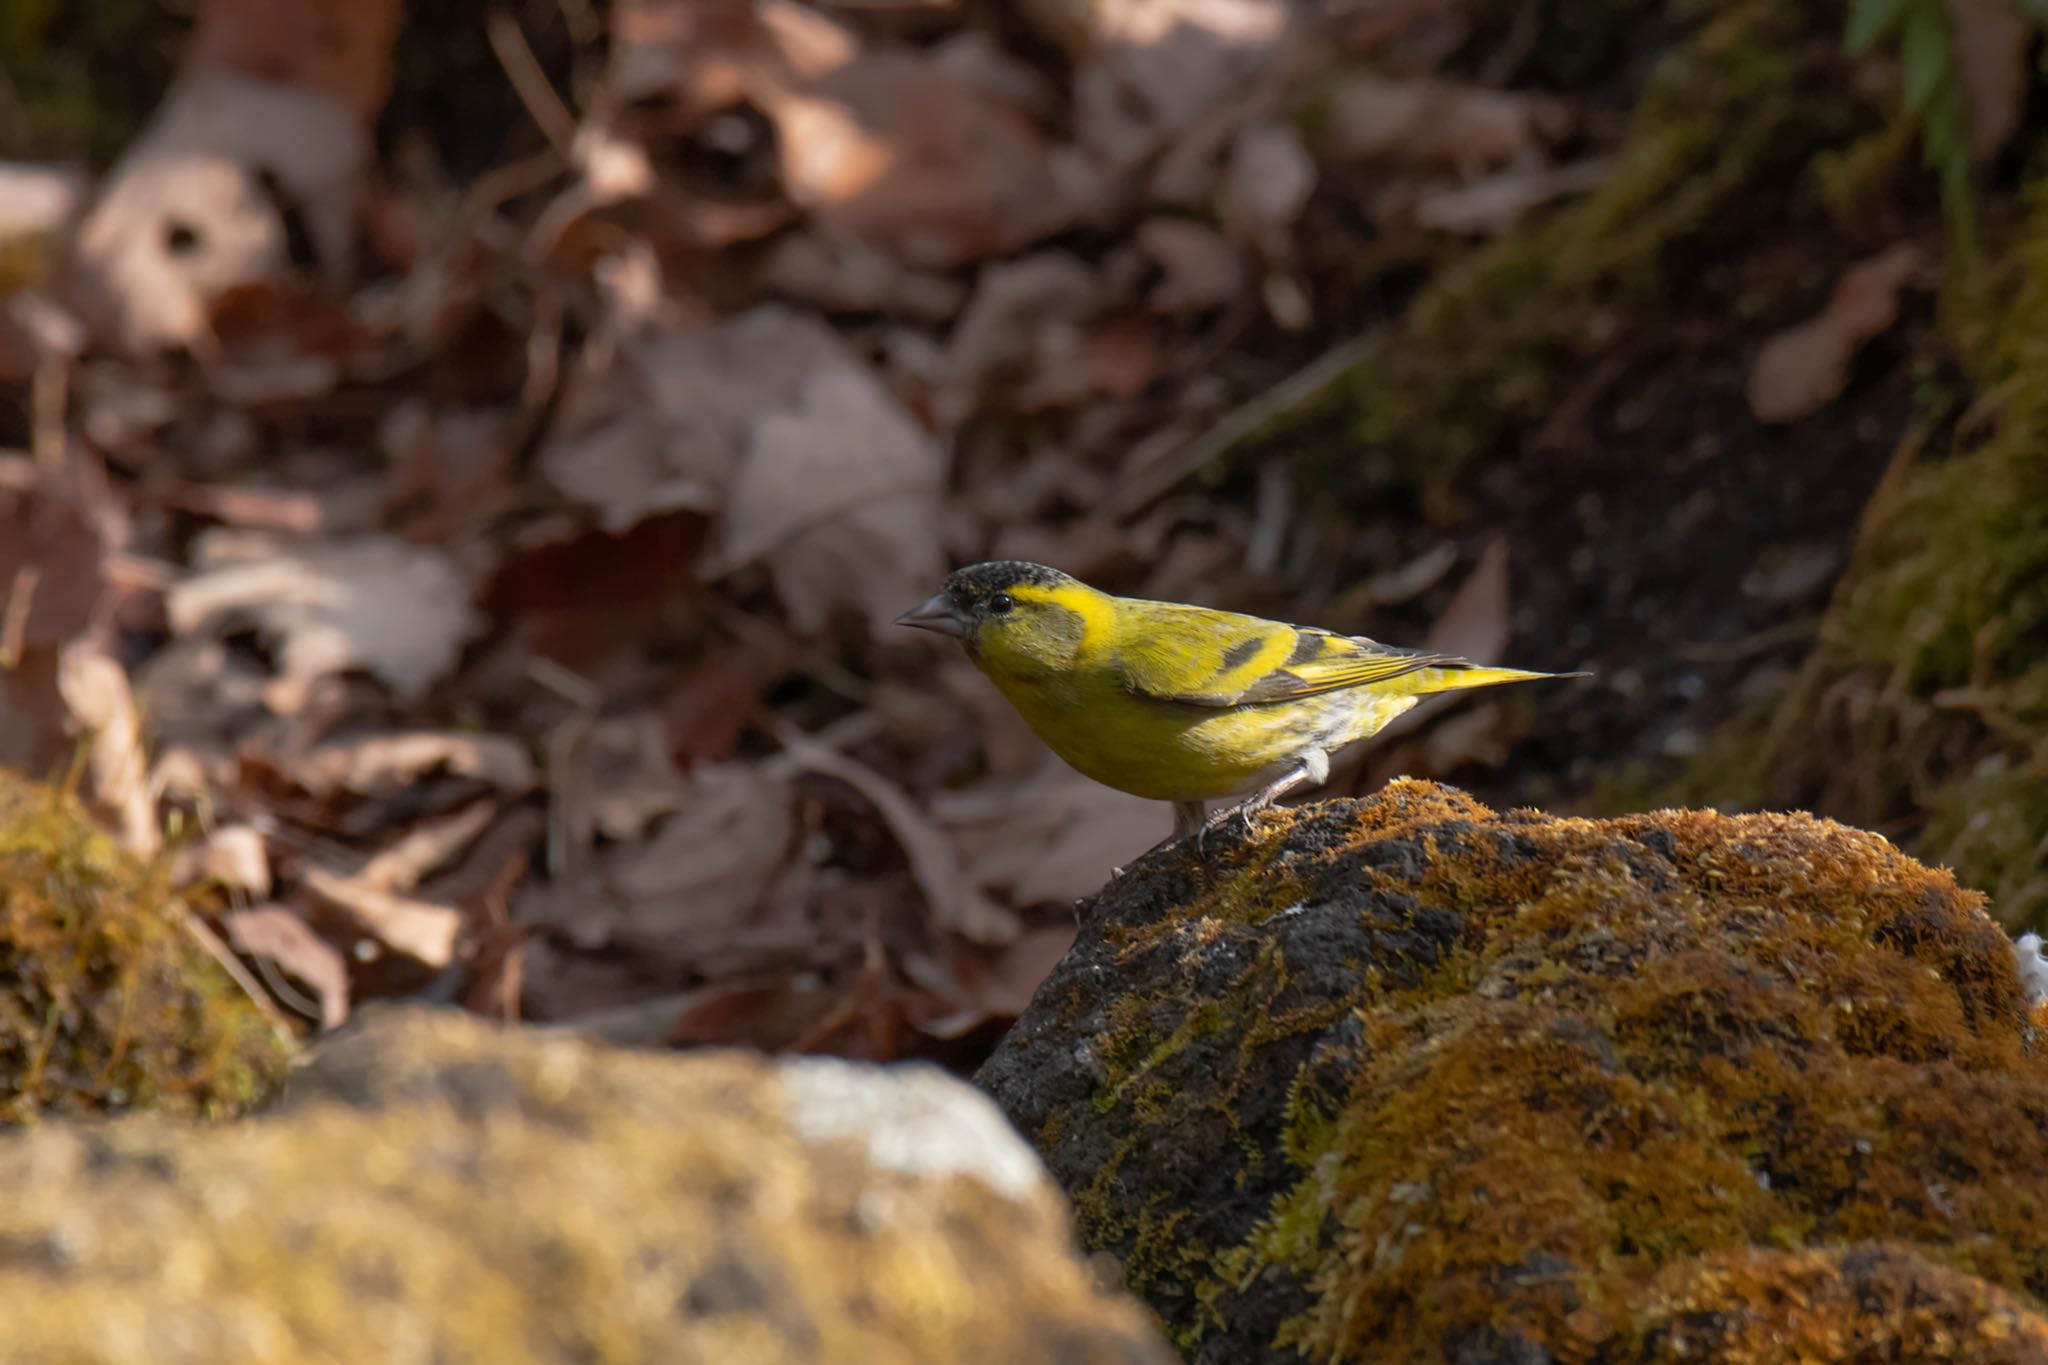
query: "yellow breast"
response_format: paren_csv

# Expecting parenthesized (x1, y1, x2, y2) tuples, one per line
(986, 667, 1416, 803)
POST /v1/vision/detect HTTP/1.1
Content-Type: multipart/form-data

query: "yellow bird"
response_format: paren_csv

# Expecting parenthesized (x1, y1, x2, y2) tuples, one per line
(897, 561, 1585, 841)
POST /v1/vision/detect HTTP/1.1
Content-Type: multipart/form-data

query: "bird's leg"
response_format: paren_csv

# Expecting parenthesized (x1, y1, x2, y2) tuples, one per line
(1131, 801, 1209, 863)
(1204, 748, 1332, 836)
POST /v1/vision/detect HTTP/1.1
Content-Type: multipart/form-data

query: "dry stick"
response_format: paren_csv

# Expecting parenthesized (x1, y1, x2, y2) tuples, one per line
(31, 354, 67, 468)
(486, 9, 579, 159)
(526, 656, 600, 881)
(461, 148, 570, 223)
(0, 563, 37, 668)
(173, 902, 301, 1054)
(1111, 333, 1381, 518)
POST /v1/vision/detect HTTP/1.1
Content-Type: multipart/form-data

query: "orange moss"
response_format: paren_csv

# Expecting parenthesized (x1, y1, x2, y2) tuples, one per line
(978, 780, 2048, 1362)
(1622, 1244, 2048, 1363)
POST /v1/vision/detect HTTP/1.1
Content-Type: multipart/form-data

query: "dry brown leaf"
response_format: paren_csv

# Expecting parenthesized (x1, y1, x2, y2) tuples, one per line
(290, 731, 536, 800)
(772, 50, 1074, 269)
(760, 233, 967, 322)
(1137, 217, 1245, 313)
(581, 713, 693, 841)
(0, 164, 88, 252)
(938, 764, 1163, 907)
(1354, 538, 1515, 778)
(935, 252, 1102, 429)
(1221, 122, 1316, 254)
(592, 0, 1070, 268)
(660, 981, 817, 1050)
(172, 823, 272, 898)
(56, 644, 159, 858)
(719, 363, 945, 634)
(1062, 0, 1297, 171)
(186, 0, 402, 120)
(133, 637, 270, 753)
(167, 532, 481, 701)
(899, 921, 1079, 1038)
(356, 802, 498, 893)
(302, 865, 463, 967)
(1949, 0, 2032, 163)
(1024, 312, 1163, 412)
(74, 72, 365, 352)
(936, 923, 1078, 1026)
(1323, 77, 1568, 175)
(0, 473, 111, 664)
(601, 0, 854, 126)
(611, 765, 795, 904)
(662, 649, 776, 771)
(520, 761, 798, 956)
(224, 903, 350, 1030)
(1421, 536, 1513, 663)
(778, 728, 1019, 944)
(542, 306, 847, 532)
(932, 29, 1060, 116)
(1747, 244, 1922, 425)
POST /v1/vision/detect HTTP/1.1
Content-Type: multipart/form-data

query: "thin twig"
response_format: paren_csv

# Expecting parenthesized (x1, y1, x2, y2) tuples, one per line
(0, 564, 39, 668)
(1111, 334, 1380, 517)
(31, 355, 68, 468)
(461, 147, 569, 223)
(1673, 617, 1820, 664)
(487, 9, 579, 159)
(173, 902, 301, 1054)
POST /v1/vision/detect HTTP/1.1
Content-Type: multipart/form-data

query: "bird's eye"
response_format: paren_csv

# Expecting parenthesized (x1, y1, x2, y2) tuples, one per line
(987, 592, 1015, 615)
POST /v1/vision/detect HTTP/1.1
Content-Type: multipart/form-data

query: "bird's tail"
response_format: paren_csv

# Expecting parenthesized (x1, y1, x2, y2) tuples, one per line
(1407, 664, 1591, 696)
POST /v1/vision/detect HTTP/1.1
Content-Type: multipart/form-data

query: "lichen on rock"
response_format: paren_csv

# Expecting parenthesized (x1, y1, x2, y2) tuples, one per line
(977, 779, 2048, 1363)
(0, 769, 289, 1123)
(0, 1004, 1174, 1364)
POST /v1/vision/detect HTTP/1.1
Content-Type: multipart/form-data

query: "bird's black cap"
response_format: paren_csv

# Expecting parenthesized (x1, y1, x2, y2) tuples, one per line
(942, 561, 1071, 604)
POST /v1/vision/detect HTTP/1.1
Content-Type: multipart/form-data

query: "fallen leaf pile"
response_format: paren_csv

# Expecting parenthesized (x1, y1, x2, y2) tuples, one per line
(0, 0, 1619, 1059)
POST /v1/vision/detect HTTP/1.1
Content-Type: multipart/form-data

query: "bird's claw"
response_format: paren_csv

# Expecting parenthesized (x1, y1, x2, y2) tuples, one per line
(1196, 800, 1263, 845)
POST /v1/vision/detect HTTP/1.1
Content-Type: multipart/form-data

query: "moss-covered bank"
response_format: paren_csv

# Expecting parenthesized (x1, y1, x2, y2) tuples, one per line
(0, 770, 289, 1122)
(1287, 0, 1879, 504)
(1761, 191, 2048, 928)
(978, 781, 2048, 1363)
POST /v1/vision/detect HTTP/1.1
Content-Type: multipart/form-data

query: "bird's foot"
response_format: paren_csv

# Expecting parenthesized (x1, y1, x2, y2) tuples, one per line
(1200, 798, 1266, 842)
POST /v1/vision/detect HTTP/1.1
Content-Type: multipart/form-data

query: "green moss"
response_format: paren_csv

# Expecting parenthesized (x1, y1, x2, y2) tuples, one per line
(1283, 0, 1877, 504)
(979, 780, 2048, 1362)
(1765, 188, 2048, 927)
(0, 770, 291, 1123)
(0, 0, 182, 162)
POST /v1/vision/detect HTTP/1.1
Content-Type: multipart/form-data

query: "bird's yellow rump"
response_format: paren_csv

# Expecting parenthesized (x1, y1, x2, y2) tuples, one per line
(897, 561, 1586, 840)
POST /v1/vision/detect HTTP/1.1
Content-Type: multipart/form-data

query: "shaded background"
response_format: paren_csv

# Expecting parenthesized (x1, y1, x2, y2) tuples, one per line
(2, 0, 2042, 1062)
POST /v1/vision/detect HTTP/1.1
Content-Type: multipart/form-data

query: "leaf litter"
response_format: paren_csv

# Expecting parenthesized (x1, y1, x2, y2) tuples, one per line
(3, 0, 1630, 1063)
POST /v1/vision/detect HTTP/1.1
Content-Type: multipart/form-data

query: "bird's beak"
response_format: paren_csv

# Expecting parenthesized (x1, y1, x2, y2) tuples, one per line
(895, 593, 970, 638)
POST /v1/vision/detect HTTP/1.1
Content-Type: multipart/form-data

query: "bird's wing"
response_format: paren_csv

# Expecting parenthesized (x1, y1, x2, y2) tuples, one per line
(1114, 600, 1465, 708)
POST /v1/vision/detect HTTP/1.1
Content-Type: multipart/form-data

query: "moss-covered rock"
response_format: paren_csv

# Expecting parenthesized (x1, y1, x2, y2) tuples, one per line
(0, 770, 289, 1123)
(977, 780, 2048, 1363)
(0, 1005, 1174, 1364)
(1621, 1243, 2048, 1363)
